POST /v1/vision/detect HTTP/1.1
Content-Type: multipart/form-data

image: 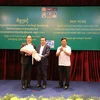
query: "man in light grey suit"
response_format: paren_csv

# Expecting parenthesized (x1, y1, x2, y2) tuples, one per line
(36, 37, 50, 89)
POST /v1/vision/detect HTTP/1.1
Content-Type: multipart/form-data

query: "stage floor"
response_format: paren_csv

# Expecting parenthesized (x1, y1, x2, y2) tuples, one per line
(0, 80, 100, 97)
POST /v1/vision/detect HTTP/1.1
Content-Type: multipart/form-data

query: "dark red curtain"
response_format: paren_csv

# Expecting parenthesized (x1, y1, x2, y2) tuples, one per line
(0, 0, 100, 82)
(0, 0, 100, 5)
(0, 50, 100, 82)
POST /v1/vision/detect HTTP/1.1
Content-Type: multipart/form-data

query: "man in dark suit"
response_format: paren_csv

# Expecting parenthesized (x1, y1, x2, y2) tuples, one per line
(20, 35, 36, 90)
(36, 37, 50, 89)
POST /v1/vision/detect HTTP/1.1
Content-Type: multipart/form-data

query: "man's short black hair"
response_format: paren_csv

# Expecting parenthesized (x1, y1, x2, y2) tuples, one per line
(26, 35, 32, 39)
(40, 37, 46, 41)
(61, 37, 67, 41)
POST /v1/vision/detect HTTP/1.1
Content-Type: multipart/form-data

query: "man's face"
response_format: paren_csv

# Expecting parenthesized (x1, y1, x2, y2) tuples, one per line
(61, 39, 67, 47)
(26, 36, 32, 43)
(40, 38, 46, 46)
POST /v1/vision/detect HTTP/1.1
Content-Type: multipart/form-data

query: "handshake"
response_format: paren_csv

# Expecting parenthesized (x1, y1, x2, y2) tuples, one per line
(20, 44, 43, 61)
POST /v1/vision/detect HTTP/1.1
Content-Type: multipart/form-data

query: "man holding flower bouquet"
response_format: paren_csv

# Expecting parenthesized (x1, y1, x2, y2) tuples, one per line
(20, 35, 36, 90)
(36, 37, 50, 89)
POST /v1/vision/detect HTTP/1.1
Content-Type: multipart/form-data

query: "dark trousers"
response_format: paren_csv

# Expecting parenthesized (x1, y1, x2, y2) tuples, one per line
(37, 62, 48, 85)
(58, 66, 70, 86)
(21, 63, 32, 86)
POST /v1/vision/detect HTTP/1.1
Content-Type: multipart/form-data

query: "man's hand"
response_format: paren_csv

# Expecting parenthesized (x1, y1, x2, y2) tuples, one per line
(39, 54, 43, 60)
(63, 50, 71, 56)
(25, 52, 32, 56)
(60, 47, 63, 51)
(56, 47, 63, 56)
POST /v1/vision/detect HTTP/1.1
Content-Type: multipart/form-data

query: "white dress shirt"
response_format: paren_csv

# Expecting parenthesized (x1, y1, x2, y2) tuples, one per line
(39, 45, 45, 55)
(56, 45, 71, 66)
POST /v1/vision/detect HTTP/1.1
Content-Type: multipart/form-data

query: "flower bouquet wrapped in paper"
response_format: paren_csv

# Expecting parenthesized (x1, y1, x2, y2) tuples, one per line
(20, 44, 42, 61)
(32, 50, 43, 61)
(20, 44, 35, 55)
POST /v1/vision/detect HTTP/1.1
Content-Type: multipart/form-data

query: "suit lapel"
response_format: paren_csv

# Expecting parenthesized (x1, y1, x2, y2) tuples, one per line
(24, 42, 27, 46)
(38, 45, 41, 53)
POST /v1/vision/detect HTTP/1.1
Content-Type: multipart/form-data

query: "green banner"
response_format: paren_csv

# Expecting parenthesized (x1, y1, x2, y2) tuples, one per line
(0, 6, 100, 50)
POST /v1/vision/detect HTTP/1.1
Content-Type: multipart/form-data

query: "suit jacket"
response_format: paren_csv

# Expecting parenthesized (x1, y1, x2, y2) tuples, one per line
(37, 44, 50, 65)
(20, 42, 36, 64)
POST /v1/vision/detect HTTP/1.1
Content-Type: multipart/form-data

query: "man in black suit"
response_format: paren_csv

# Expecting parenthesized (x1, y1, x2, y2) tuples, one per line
(20, 35, 36, 90)
(36, 37, 50, 89)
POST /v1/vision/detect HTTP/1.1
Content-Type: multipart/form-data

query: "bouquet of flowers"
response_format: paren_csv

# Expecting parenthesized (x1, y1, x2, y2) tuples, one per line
(20, 44, 35, 55)
(32, 50, 43, 61)
(20, 44, 42, 61)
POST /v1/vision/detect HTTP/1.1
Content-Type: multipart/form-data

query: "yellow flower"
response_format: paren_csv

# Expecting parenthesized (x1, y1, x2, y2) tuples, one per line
(55, 99, 61, 100)
(66, 98, 73, 100)
(10, 97, 19, 100)
(75, 98, 83, 100)
(20, 98, 27, 100)
(29, 98, 38, 100)
(3, 96, 7, 100)
(42, 98, 49, 100)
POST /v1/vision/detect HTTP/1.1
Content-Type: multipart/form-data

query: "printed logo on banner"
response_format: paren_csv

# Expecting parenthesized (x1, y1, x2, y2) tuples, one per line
(41, 7, 57, 18)
(46, 40, 54, 48)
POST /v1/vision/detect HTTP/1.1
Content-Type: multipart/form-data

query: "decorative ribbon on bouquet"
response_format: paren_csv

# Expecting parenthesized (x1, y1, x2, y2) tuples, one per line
(20, 44, 42, 64)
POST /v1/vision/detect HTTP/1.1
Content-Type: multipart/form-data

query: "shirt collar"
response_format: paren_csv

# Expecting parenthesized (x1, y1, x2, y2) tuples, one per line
(41, 44, 45, 47)
(27, 42, 32, 45)
(62, 45, 67, 48)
